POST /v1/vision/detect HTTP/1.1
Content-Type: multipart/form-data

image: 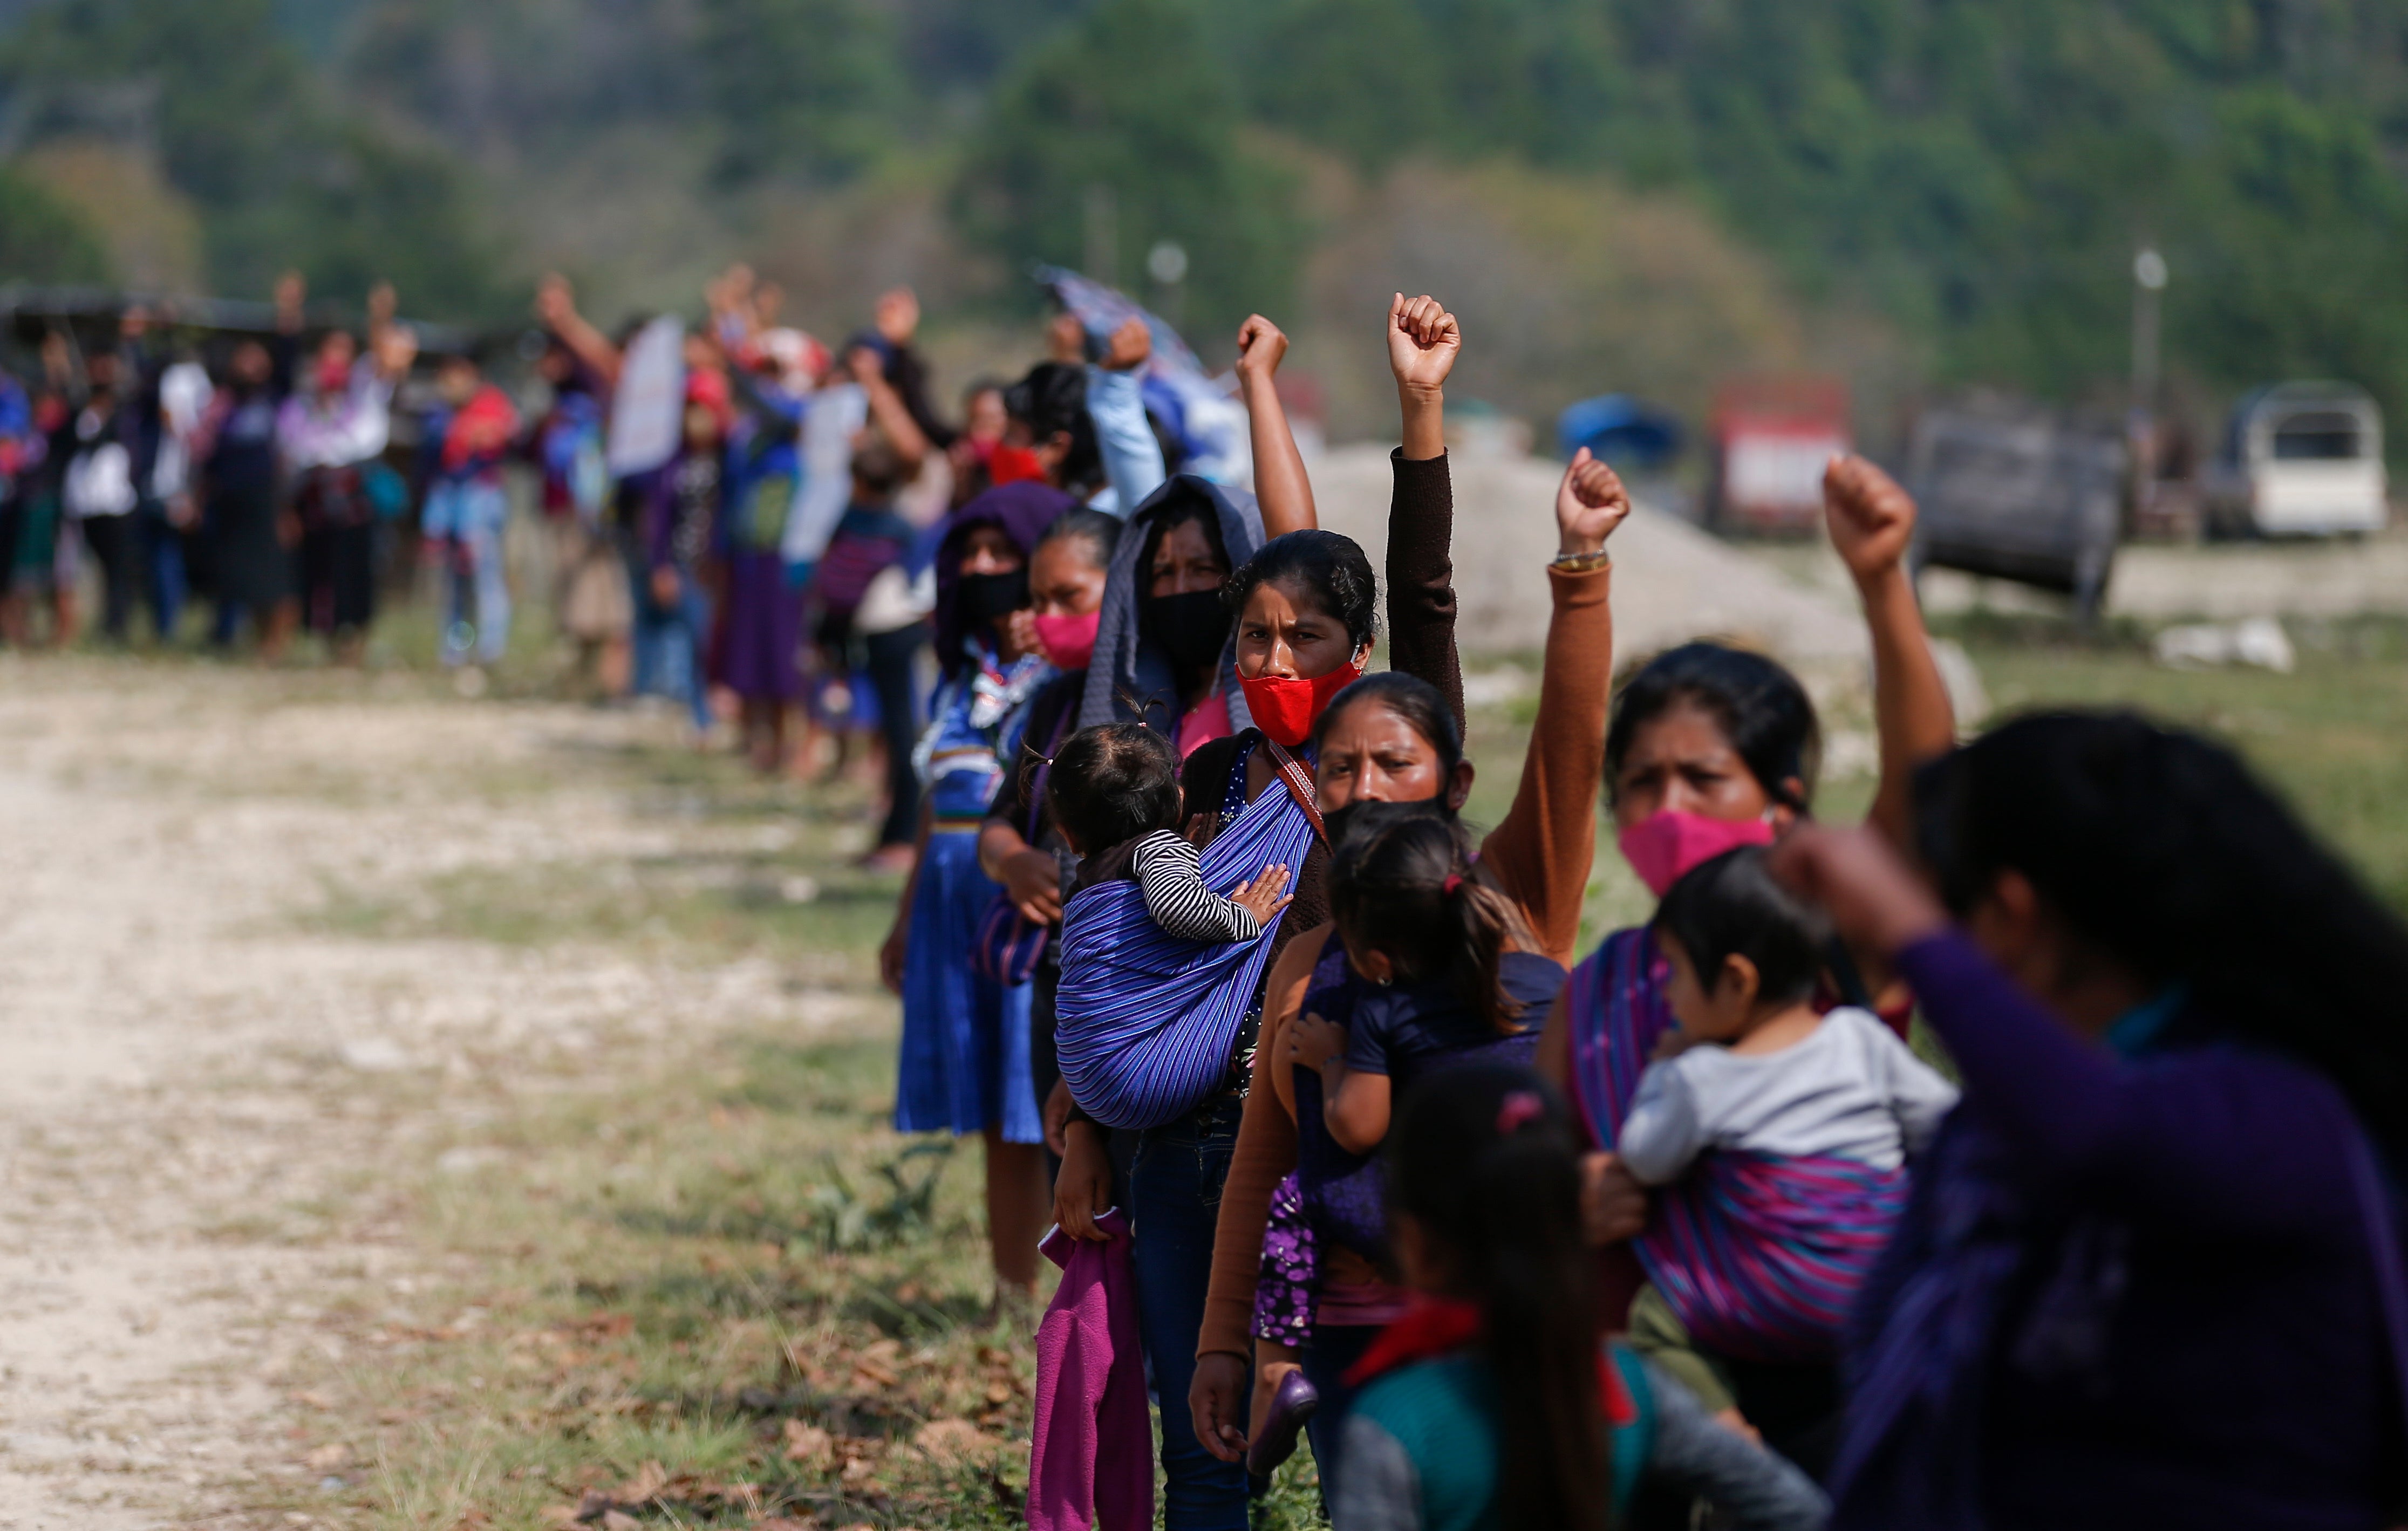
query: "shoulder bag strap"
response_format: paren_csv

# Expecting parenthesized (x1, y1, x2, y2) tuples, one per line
(1258, 737, 1327, 845)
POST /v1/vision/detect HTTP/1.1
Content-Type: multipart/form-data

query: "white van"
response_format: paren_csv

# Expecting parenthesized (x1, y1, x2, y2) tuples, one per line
(2205, 382, 2387, 537)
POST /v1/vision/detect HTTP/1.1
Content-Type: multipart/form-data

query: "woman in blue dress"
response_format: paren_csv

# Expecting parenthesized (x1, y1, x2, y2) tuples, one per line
(881, 479, 1084, 1300)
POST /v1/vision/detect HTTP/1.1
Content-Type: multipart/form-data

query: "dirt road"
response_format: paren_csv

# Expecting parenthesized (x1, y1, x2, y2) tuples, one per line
(0, 659, 807, 1530)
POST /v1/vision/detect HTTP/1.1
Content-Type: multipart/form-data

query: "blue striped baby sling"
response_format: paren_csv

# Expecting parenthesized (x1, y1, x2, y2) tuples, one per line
(1055, 743, 1323, 1130)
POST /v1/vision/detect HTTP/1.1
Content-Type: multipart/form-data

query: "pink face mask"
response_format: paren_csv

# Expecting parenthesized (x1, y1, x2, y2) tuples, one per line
(1616, 810, 1777, 898)
(1032, 609, 1100, 672)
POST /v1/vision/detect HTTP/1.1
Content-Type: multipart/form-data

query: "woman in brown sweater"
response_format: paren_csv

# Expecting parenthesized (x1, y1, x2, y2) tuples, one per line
(1183, 305, 1632, 1484)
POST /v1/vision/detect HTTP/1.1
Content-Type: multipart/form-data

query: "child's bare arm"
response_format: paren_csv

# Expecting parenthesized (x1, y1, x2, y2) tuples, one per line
(1324, 1068, 1393, 1156)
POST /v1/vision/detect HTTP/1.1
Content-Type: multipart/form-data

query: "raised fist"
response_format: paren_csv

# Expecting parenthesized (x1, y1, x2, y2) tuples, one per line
(1823, 454, 1918, 582)
(1102, 316, 1151, 372)
(1233, 314, 1288, 385)
(1387, 292, 1459, 397)
(1554, 447, 1630, 556)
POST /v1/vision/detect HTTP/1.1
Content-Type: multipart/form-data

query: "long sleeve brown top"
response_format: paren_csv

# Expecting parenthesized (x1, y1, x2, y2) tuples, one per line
(1197, 556, 1614, 1361)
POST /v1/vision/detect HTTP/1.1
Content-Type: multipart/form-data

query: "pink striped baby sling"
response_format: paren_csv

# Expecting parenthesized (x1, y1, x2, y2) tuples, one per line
(1567, 927, 1911, 1363)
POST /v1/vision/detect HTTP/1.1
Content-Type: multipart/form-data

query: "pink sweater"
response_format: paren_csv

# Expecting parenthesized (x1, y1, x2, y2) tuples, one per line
(1028, 1209, 1151, 1531)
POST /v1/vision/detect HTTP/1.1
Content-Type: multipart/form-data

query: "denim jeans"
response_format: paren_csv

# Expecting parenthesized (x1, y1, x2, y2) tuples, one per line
(428, 481, 510, 666)
(138, 500, 185, 640)
(635, 575, 713, 733)
(1129, 1092, 1250, 1530)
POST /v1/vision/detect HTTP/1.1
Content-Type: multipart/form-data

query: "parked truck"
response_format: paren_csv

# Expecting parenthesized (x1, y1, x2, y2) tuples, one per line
(2202, 381, 2386, 538)
(1907, 399, 2127, 621)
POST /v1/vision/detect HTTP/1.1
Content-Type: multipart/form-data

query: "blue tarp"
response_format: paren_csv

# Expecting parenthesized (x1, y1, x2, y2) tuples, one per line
(1557, 394, 1683, 470)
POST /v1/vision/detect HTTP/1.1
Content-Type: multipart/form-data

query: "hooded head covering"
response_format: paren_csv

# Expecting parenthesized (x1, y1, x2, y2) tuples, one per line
(1077, 474, 1265, 734)
(934, 479, 1079, 675)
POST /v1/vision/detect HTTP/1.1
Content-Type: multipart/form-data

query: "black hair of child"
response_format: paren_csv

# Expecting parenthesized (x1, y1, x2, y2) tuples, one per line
(1327, 801, 1533, 1031)
(1650, 845, 1831, 1009)
(1046, 721, 1183, 855)
(1389, 1062, 1608, 1531)
(1606, 641, 1820, 812)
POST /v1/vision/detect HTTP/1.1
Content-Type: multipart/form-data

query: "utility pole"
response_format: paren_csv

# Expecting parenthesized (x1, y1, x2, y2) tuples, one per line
(2129, 247, 2169, 527)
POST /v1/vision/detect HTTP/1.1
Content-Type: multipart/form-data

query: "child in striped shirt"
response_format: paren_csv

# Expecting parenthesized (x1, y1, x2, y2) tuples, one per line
(1047, 721, 1293, 944)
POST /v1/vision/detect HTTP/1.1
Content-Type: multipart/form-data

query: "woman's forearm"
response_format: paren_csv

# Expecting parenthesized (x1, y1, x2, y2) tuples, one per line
(977, 819, 1029, 884)
(1245, 371, 1317, 537)
(1858, 563, 1954, 849)
(1480, 563, 1612, 965)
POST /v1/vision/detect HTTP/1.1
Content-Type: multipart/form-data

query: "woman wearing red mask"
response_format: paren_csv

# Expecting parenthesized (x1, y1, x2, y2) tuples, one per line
(1184, 441, 1632, 1493)
(1534, 454, 1957, 1481)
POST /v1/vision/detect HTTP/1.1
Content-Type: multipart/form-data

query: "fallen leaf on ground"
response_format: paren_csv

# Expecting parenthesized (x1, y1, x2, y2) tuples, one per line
(912, 1419, 995, 1468)
(781, 1419, 833, 1466)
(601, 1513, 641, 1531)
(611, 1460, 668, 1503)
(304, 1444, 352, 1471)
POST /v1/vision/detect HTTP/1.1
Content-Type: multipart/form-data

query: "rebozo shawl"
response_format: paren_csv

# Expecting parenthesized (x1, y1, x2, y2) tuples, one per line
(1076, 474, 1263, 734)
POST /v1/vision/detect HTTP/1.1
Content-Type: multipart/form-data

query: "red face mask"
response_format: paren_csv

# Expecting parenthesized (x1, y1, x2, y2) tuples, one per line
(1239, 659, 1363, 749)
(987, 444, 1048, 486)
(1032, 610, 1100, 672)
(316, 358, 350, 393)
(1615, 810, 1777, 898)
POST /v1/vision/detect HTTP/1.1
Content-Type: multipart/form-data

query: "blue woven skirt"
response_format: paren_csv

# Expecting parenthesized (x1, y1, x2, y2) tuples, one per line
(895, 827, 1042, 1143)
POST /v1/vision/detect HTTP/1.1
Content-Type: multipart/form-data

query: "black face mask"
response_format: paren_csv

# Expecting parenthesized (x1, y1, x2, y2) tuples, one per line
(958, 568, 1030, 628)
(1142, 589, 1230, 669)
(1322, 793, 1454, 851)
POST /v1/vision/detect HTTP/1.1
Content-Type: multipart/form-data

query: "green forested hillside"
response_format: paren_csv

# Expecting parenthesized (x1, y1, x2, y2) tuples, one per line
(6, 0, 2408, 438)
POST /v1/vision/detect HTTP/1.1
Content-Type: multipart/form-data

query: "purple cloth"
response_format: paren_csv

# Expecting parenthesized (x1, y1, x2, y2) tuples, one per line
(933, 481, 1075, 677)
(1834, 929, 2407, 1531)
(1252, 1172, 1318, 1345)
(1031, 1208, 1151, 1531)
(714, 549, 800, 700)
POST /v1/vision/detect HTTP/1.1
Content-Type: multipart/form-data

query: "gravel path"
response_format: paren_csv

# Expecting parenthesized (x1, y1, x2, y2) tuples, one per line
(0, 660, 765, 1530)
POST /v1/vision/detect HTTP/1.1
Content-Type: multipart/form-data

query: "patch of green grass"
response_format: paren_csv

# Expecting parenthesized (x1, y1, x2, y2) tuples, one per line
(1947, 613, 2408, 907)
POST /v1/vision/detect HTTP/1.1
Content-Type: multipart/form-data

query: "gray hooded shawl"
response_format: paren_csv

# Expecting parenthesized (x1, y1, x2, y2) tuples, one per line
(1077, 474, 1265, 735)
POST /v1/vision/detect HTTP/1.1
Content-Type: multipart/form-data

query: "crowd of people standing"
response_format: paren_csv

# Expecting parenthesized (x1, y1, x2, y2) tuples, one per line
(4, 262, 2403, 1530)
(854, 290, 2407, 1531)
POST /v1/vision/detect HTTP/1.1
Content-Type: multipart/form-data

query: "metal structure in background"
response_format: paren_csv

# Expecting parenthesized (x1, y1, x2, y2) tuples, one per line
(1908, 398, 2127, 621)
(2202, 381, 2387, 538)
(1705, 375, 1851, 534)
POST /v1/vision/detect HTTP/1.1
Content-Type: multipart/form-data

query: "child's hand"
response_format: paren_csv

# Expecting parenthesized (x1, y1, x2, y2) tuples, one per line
(1233, 315, 1289, 387)
(1556, 446, 1630, 556)
(1287, 1010, 1347, 1072)
(1230, 862, 1293, 926)
(1823, 453, 1919, 583)
(1387, 293, 1459, 399)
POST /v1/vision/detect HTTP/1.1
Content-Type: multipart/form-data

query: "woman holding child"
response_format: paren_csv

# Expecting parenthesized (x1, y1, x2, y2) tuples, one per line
(1533, 452, 1958, 1477)
(1177, 295, 1628, 1494)
(1043, 299, 1463, 1528)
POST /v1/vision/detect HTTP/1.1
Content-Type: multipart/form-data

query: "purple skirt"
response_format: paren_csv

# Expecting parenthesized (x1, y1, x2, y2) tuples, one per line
(714, 551, 801, 701)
